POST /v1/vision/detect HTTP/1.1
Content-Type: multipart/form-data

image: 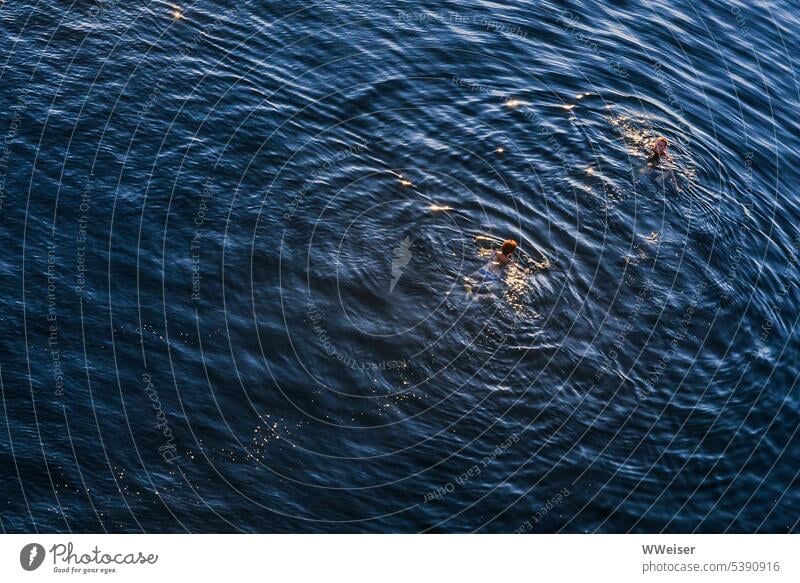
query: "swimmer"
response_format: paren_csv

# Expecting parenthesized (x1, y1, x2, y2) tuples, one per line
(466, 239, 518, 298)
(647, 136, 671, 167)
(482, 239, 517, 274)
(646, 136, 678, 190)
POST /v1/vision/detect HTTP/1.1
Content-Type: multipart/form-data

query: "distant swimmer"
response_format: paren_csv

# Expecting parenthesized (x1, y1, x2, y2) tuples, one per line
(466, 239, 518, 298)
(479, 239, 517, 277)
(647, 136, 671, 167)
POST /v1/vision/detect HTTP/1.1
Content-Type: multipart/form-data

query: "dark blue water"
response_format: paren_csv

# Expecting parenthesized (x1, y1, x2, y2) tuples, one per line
(1, 0, 798, 533)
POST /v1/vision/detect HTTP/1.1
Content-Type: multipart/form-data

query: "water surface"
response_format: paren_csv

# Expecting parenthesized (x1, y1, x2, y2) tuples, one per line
(0, 0, 798, 532)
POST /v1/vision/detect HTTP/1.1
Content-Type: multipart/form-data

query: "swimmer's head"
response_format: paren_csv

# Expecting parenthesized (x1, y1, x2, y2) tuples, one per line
(654, 136, 669, 154)
(501, 239, 517, 256)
